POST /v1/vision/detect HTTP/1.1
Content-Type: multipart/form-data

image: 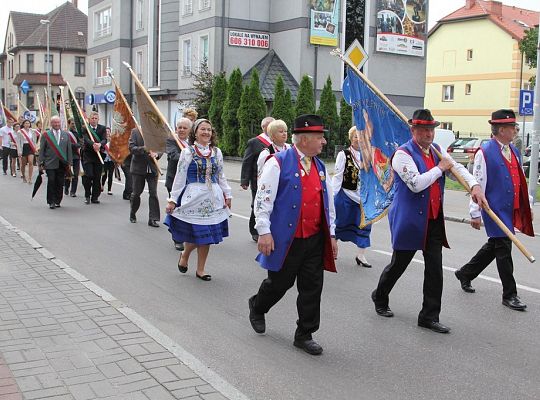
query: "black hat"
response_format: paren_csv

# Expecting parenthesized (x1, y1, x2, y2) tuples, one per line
(488, 109, 517, 125)
(408, 109, 440, 127)
(293, 114, 327, 134)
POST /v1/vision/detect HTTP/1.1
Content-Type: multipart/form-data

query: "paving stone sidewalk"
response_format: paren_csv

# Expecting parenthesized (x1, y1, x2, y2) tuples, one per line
(0, 218, 236, 400)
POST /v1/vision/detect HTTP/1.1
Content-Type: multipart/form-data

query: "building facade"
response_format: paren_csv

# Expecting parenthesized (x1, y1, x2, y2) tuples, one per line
(0, 1, 88, 120)
(425, 0, 538, 138)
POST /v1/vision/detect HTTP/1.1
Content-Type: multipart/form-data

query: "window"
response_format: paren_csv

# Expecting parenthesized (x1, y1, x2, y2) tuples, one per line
(75, 56, 86, 76)
(75, 89, 85, 108)
(199, 35, 209, 69)
(182, 39, 192, 76)
(26, 54, 34, 73)
(95, 7, 112, 38)
(183, 0, 193, 15)
(45, 54, 53, 73)
(199, 0, 210, 11)
(94, 57, 111, 86)
(440, 122, 453, 130)
(26, 90, 35, 110)
(136, 50, 144, 81)
(442, 85, 454, 102)
(136, 0, 144, 30)
(467, 49, 473, 61)
(465, 83, 471, 95)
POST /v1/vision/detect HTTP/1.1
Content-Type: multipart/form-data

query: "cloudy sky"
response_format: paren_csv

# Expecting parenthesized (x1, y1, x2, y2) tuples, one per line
(0, 0, 539, 50)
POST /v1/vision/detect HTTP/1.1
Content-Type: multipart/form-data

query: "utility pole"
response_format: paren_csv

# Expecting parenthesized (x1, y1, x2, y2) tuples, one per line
(529, 18, 540, 202)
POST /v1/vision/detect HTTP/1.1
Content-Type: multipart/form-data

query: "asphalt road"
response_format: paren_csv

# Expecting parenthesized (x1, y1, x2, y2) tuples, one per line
(1, 172, 539, 400)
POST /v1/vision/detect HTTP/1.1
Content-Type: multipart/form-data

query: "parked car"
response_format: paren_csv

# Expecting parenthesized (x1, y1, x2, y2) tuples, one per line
(446, 138, 489, 165)
(523, 145, 540, 180)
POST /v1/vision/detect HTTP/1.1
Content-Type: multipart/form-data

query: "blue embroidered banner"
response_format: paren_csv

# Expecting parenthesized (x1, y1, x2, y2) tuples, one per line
(342, 68, 411, 226)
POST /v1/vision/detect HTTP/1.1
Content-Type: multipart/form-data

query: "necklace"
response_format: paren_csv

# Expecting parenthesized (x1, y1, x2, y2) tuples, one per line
(192, 144, 213, 189)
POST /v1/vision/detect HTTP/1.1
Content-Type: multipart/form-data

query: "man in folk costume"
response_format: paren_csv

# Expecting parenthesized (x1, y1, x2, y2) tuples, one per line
(454, 109, 534, 311)
(39, 116, 73, 209)
(241, 116, 275, 242)
(248, 114, 338, 355)
(81, 111, 107, 204)
(371, 109, 487, 333)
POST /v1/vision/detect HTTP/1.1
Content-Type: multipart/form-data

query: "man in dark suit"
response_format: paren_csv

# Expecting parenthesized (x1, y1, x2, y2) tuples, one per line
(128, 128, 161, 227)
(39, 116, 73, 209)
(64, 118, 82, 197)
(81, 111, 107, 204)
(240, 116, 274, 242)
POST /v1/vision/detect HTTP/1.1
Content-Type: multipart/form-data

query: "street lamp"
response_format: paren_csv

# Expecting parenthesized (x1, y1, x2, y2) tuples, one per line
(40, 19, 50, 97)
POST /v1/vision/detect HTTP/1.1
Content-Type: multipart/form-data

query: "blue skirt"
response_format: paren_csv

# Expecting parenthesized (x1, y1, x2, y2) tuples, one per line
(164, 215, 229, 245)
(334, 190, 372, 248)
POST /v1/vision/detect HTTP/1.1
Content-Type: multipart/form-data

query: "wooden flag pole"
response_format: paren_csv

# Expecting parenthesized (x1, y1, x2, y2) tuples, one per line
(66, 82, 104, 164)
(331, 48, 535, 264)
(107, 70, 163, 175)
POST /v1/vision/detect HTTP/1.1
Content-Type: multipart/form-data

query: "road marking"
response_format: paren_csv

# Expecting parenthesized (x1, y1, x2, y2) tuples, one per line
(372, 249, 540, 295)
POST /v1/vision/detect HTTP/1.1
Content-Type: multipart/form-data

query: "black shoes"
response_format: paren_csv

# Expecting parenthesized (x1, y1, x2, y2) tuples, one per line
(293, 339, 323, 355)
(502, 296, 527, 311)
(355, 257, 372, 268)
(70, 193, 76, 197)
(130, 215, 137, 223)
(371, 290, 394, 317)
(54, 204, 61, 208)
(196, 273, 211, 281)
(49, 204, 56, 209)
(174, 242, 184, 251)
(148, 220, 159, 228)
(251, 234, 259, 242)
(248, 296, 265, 334)
(84, 197, 90, 205)
(91, 199, 100, 204)
(455, 270, 475, 293)
(64, 188, 69, 195)
(418, 320, 451, 334)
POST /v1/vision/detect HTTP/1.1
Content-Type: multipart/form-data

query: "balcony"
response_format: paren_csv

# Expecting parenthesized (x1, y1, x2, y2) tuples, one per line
(94, 26, 112, 39)
(94, 75, 111, 86)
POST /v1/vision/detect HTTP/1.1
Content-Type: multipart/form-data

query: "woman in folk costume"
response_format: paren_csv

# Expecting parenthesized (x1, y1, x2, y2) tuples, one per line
(165, 119, 232, 282)
(16, 119, 39, 183)
(256, 119, 291, 176)
(332, 126, 373, 268)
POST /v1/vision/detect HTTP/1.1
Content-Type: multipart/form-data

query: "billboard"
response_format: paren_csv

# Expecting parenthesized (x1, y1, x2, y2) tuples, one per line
(375, 0, 427, 57)
(228, 31, 270, 49)
(309, 0, 340, 47)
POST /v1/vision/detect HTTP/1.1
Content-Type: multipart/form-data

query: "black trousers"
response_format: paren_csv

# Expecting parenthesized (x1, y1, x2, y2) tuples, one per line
(373, 216, 445, 323)
(249, 186, 258, 236)
(101, 161, 114, 191)
(130, 173, 160, 221)
(252, 232, 324, 340)
(458, 237, 516, 299)
(46, 166, 66, 206)
(64, 159, 80, 195)
(1, 147, 9, 173)
(82, 162, 103, 200)
(121, 163, 132, 199)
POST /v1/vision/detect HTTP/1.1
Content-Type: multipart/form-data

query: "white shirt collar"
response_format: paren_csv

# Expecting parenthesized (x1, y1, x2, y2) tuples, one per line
(261, 132, 271, 143)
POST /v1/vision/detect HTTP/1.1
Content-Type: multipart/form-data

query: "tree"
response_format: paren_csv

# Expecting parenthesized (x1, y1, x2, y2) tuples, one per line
(339, 96, 353, 145)
(519, 27, 538, 86)
(345, 0, 366, 49)
(317, 76, 338, 149)
(237, 69, 267, 155)
(221, 68, 243, 156)
(295, 75, 315, 117)
(192, 61, 214, 118)
(271, 75, 294, 131)
(208, 72, 227, 146)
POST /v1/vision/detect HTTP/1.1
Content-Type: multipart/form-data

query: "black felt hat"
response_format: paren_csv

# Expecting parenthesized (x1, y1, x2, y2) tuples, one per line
(488, 109, 517, 125)
(293, 114, 327, 134)
(408, 109, 440, 127)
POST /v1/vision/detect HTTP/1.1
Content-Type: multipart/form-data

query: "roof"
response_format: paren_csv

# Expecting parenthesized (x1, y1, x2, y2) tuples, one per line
(9, 2, 87, 52)
(429, 0, 539, 41)
(13, 73, 66, 86)
(242, 50, 299, 101)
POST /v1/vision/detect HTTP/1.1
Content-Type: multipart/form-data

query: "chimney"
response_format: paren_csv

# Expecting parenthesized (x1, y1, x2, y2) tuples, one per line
(487, 1, 503, 17)
(72, 0, 78, 8)
(465, 0, 475, 9)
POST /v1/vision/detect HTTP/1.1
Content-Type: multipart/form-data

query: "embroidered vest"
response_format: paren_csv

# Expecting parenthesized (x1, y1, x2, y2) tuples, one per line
(294, 160, 323, 238)
(342, 149, 359, 191)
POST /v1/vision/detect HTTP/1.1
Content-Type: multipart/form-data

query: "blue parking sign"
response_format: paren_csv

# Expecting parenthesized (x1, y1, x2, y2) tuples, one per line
(519, 90, 534, 116)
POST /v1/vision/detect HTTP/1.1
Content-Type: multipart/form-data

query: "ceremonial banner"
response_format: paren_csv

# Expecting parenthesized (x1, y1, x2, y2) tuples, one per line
(67, 89, 84, 138)
(2, 103, 17, 123)
(36, 93, 48, 128)
(59, 87, 68, 131)
(342, 67, 411, 226)
(109, 84, 135, 163)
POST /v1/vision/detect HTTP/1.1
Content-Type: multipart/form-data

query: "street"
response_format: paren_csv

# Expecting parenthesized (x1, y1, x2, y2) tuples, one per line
(1, 164, 540, 400)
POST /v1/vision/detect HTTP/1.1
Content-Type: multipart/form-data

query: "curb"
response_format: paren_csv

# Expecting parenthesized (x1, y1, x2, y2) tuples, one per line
(0, 215, 250, 400)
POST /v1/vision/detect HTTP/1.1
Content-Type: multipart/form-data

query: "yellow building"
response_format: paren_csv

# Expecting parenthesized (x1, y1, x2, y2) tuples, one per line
(425, 0, 538, 138)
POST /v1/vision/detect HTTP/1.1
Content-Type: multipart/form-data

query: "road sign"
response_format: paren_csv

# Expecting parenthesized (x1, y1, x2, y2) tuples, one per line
(20, 80, 30, 95)
(519, 89, 534, 116)
(344, 39, 368, 70)
(104, 90, 116, 104)
(23, 110, 37, 123)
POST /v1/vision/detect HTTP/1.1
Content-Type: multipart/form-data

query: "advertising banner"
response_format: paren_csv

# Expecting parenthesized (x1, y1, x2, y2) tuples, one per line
(309, 0, 340, 47)
(376, 0, 427, 57)
(228, 31, 270, 49)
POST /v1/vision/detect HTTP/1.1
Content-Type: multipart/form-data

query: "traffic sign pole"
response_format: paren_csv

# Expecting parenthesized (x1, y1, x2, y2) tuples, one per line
(529, 16, 539, 202)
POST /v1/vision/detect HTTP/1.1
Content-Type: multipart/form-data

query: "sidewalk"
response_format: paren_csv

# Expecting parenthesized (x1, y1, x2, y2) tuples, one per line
(0, 216, 245, 400)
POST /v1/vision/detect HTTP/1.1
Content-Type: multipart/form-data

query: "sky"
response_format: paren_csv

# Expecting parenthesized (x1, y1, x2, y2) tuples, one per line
(0, 0, 539, 50)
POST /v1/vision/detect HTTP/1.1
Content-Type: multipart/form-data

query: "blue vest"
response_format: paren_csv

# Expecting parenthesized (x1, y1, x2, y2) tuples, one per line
(388, 140, 446, 250)
(185, 148, 218, 184)
(255, 148, 333, 271)
(480, 139, 521, 237)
